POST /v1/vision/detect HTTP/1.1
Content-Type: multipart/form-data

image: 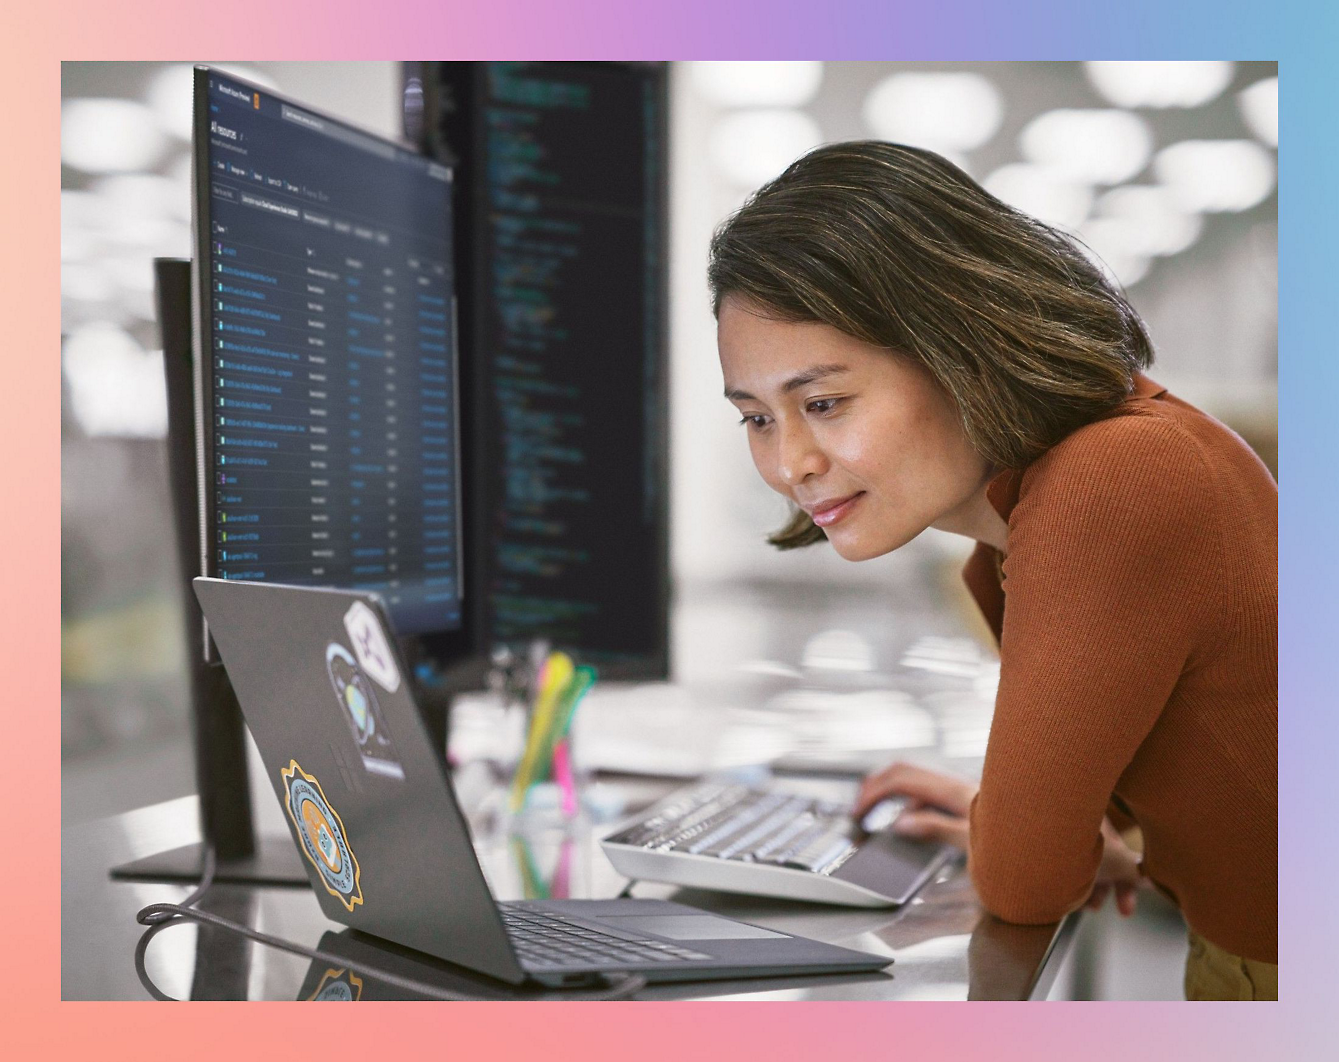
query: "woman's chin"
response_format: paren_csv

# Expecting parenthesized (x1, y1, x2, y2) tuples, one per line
(819, 524, 894, 559)
(826, 525, 915, 562)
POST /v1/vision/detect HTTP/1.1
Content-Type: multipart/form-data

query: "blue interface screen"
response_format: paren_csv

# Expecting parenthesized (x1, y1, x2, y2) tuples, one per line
(200, 71, 462, 635)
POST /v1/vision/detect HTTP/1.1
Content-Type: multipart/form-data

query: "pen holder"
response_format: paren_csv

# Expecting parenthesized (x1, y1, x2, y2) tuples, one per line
(504, 656, 596, 834)
(506, 718, 585, 834)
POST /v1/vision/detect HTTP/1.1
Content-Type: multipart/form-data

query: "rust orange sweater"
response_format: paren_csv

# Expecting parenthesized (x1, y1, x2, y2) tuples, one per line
(962, 374, 1277, 963)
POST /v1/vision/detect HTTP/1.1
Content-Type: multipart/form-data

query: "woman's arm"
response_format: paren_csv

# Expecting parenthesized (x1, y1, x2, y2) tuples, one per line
(967, 416, 1220, 924)
(856, 761, 1143, 917)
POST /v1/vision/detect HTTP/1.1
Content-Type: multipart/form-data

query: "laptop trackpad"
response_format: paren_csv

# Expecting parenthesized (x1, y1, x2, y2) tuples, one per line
(600, 915, 787, 941)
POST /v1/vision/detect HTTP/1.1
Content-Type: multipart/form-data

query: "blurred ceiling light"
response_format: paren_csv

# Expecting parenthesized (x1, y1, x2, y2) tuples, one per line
(689, 61, 823, 108)
(708, 109, 823, 189)
(982, 163, 1093, 230)
(934, 150, 973, 176)
(166, 151, 193, 188)
(1096, 185, 1203, 256)
(73, 175, 187, 252)
(61, 188, 109, 236)
(60, 262, 115, 303)
(61, 193, 105, 270)
(90, 173, 186, 222)
(61, 324, 168, 438)
(1154, 139, 1276, 212)
(103, 254, 158, 295)
(1075, 219, 1151, 288)
(1085, 61, 1235, 108)
(861, 72, 1003, 154)
(147, 63, 196, 141)
(60, 227, 98, 263)
(106, 216, 190, 255)
(1238, 76, 1278, 147)
(61, 98, 166, 174)
(1020, 108, 1152, 184)
(104, 259, 160, 322)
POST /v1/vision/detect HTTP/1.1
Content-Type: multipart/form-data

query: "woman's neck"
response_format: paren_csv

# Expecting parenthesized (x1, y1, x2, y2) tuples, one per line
(931, 475, 1010, 555)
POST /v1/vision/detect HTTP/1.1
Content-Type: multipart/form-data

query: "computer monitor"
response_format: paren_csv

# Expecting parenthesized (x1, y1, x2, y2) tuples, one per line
(191, 65, 464, 647)
(409, 62, 670, 681)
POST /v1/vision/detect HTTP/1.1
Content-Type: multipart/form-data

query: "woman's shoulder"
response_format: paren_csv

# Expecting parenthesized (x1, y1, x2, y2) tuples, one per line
(1035, 396, 1198, 477)
(1030, 379, 1268, 490)
(1015, 383, 1246, 531)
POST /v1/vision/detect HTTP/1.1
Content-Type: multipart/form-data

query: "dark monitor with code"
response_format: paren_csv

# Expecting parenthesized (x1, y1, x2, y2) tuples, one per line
(192, 66, 464, 639)
(412, 61, 670, 680)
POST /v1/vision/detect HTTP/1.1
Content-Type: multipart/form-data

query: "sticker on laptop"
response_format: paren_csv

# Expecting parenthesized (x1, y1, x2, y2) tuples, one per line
(282, 760, 364, 912)
(305, 967, 363, 1002)
(325, 642, 405, 780)
(343, 599, 401, 693)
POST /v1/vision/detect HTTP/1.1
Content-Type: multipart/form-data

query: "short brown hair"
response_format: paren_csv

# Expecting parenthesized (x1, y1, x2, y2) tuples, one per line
(708, 140, 1154, 549)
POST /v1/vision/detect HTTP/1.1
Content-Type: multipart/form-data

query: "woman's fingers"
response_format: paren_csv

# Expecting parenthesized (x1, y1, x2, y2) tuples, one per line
(1115, 882, 1138, 917)
(891, 808, 970, 850)
(1085, 883, 1111, 911)
(855, 762, 977, 819)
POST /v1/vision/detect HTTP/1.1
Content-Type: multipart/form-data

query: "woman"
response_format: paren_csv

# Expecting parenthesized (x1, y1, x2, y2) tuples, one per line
(710, 142, 1277, 1000)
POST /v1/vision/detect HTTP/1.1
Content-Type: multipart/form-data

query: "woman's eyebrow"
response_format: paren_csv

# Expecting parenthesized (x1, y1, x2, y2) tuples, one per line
(724, 364, 850, 402)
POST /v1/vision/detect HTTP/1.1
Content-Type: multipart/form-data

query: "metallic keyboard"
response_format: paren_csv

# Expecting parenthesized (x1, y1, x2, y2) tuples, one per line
(603, 783, 887, 877)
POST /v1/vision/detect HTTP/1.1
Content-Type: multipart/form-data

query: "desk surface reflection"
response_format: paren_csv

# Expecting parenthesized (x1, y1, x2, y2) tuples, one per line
(63, 782, 1076, 1001)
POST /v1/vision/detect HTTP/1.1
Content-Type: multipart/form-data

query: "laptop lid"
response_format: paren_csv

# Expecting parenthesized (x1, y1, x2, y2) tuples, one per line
(193, 577, 527, 984)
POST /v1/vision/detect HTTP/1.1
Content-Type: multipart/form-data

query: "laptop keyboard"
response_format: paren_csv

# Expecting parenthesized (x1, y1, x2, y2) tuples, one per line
(500, 905, 710, 968)
(604, 783, 893, 876)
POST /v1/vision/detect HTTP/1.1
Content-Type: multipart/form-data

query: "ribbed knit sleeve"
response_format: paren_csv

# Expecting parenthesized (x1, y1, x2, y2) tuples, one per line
(967, 415, 1223, 925)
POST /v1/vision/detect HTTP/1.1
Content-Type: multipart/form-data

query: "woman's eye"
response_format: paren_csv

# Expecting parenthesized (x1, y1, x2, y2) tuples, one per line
(807, 397, 842, 415)
(738, 414, 770, 430)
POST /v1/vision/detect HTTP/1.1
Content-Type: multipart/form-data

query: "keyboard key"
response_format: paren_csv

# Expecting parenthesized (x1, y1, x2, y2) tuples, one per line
(502, 905, 717, 969)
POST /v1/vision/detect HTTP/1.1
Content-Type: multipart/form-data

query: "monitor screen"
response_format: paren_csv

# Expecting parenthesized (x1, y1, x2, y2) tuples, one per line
(422, 62, 669, 678)
(192, 67, 463, 637)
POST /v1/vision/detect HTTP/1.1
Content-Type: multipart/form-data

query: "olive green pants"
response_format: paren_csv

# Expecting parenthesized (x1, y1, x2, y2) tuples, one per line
(1184, 930, 1277, 1000)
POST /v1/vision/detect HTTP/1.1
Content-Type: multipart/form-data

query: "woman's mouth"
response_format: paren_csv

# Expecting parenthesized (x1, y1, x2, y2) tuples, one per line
(808, 492, 864, 528)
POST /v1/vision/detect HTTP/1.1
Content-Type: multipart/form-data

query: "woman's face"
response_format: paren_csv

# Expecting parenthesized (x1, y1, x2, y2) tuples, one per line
(717, 296, 993, 562)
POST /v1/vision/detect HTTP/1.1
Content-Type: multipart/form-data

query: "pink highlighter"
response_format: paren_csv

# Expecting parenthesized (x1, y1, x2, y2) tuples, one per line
(552, 739, 578, 816)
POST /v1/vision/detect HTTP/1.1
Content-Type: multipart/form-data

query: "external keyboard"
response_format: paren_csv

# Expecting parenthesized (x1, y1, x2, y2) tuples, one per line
(599, 781, 945, 908)
(500, 905, 709, 968)
(604, 783, 870, 875)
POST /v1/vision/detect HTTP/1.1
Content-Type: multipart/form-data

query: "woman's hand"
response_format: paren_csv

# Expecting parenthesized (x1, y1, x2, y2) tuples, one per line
(856, 764, 1144, 918)
(854, 761, 979, 851)
(1085, 818, 1143, 917)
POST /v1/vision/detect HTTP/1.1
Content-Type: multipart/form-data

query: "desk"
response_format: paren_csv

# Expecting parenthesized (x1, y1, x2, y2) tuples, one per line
(62, 782, 1078, 1001)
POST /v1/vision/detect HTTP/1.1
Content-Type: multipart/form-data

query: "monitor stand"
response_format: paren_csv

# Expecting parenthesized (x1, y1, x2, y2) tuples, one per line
(110, 259, 307, 888)
(112, 838, 306, 887)
(109, 655, 306, 886)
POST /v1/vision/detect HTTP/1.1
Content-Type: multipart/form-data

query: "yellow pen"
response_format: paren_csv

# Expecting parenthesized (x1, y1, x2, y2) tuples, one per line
(510, 652, 574, 811)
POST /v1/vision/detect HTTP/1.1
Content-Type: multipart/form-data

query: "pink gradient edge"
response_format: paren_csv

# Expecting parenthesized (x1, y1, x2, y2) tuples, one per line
(17, 5, 1317, 1054)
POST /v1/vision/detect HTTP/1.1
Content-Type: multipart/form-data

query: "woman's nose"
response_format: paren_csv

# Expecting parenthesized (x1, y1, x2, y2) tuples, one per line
(776, 421, 828, 486)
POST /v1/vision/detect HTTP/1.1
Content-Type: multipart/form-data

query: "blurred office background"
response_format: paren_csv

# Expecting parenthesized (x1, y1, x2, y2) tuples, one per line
(61, 62, 1277, 998)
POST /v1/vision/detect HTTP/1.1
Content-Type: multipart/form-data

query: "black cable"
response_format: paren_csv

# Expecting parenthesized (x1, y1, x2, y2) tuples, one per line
(138, 846, 218, 926)
(133, 849, 647, 1001)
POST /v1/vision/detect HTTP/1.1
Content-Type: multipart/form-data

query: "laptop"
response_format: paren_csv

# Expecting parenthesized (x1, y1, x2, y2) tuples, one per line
(193, 578, 891, 988)
(297, 928, 892, 1001)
